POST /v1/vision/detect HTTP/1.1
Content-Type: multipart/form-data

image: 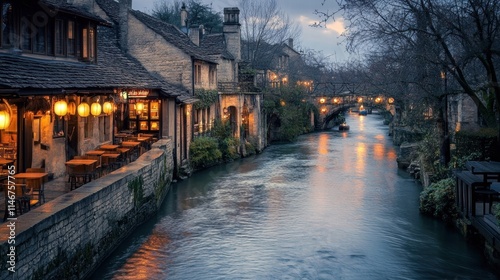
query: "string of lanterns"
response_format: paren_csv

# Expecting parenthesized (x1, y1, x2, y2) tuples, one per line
(53, 96, 115, 118)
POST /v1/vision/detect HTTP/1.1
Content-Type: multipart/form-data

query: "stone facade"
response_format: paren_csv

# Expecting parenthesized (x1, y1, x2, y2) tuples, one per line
(0, 139, 174, 279)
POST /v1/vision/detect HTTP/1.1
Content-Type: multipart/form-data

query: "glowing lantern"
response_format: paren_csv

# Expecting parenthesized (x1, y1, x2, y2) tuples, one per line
(78, 102, 90, 117)
(319, 98, 325, 104)
(135, 102, 145, 114)
(91, 102, 101, 116)
(54, 100, 68, 117)
(103, 101, 113, 115)
(68, 101, 76, 115)
(0, 110, 10, 130)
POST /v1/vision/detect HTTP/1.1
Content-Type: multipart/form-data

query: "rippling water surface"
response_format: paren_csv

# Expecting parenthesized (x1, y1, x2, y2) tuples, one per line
(92, 113, 497, 279)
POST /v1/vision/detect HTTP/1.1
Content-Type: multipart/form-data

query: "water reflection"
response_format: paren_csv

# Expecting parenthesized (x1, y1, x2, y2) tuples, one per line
(92, 113, 497, 280)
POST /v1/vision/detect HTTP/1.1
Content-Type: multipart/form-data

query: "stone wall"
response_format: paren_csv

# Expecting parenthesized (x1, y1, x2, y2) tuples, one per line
(0, 139, 174, 279)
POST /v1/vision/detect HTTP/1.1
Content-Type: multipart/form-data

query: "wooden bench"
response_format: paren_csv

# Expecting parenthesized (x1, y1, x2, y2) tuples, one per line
(454, 170, 492, 217)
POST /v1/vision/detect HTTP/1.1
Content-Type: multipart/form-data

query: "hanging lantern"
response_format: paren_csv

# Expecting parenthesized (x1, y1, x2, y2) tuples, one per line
(78, 102, 90, 117)
(0, 110, 10, 130)
(54, 100, 68, 117)
(68, 101, 77, 115)
(103, 101, 113, 115)
(91, 102, 102, 116)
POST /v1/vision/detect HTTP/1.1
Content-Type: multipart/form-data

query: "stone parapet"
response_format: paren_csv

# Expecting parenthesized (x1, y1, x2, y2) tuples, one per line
(0, 139, 174, 279)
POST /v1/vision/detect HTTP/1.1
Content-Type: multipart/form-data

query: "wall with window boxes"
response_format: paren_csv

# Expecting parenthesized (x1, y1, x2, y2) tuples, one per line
(0, 138, 174, 279)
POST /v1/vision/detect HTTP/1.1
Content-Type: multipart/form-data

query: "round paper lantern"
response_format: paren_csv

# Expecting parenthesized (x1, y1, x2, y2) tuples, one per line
(54, 100, 68, 117)
(103, 101, 113, 115)
(91, 102, 101, 116)
(0, 110, 11, 130)
(78, 102, 90, 117)
(68, 101, 76, 115)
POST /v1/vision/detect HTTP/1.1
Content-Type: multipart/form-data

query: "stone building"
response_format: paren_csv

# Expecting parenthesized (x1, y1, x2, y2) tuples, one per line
(0, 0, 179, 177)
(96, 0, 219, 175)
(200, 7, 266, 153)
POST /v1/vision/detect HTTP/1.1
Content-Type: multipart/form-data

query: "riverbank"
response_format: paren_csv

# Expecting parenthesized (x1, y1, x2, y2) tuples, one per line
(0, 139, 174, 279)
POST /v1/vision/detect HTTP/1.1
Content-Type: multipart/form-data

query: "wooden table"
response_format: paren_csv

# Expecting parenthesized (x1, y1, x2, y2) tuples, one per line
(86, 150, 106, 156)
(120, 141, 141, 148)
(15, 172, 48, 206)
(0, 158, 14, 166)
(65, 159, 97, 166)
(465, 161, 500, 182)
(99, 144, 120, 151)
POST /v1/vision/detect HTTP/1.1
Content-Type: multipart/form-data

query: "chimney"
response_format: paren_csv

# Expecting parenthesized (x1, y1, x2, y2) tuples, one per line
(223, 7, 241, 60)
(288, 38, 294, 50)
(119, 0, 132, 52)
(189, 26, 200, 46)
(180, 3, 188, 33)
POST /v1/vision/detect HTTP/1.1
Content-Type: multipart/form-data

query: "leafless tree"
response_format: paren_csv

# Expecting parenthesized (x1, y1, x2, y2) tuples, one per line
(238, 0, 301, 69)
(315, 0, 500, 159)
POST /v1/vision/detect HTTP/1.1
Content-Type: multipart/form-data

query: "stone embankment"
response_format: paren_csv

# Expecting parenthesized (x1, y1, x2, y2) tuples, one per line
(0, 139, 174, 280)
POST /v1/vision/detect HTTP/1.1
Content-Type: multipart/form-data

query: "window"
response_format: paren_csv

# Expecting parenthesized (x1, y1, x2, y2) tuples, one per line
(21, 17, 33, 51)
(67, 20, 75, 55)
(55, 19, 64, 55)
(194, 64, 202, 85)
(1, 1, 13, 47)
(53, 117, 65, 138)
(209, 66, 216, 86)
(82, 23, 96, 62)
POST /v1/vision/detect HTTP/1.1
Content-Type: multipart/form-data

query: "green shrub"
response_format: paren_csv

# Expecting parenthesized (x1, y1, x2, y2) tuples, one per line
(189, 137, 222, 169)
(419, 178, 457, 223)
(493, 203, 500, 226)
(455, 128, 498, 161)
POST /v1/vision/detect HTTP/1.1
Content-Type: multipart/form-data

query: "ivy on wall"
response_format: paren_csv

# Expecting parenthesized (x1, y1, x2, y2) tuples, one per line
(193, 89, 219, 110)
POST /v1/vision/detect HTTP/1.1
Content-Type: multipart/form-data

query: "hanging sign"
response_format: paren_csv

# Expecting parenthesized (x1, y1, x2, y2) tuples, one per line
(127, 89, 150, 98)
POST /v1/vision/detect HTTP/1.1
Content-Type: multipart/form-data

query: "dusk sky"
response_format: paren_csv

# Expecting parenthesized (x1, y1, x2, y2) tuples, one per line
(132, 0, 356, 64)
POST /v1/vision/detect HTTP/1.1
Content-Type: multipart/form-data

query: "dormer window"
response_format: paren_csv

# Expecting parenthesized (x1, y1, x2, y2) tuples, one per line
(0, 0, 97, 63)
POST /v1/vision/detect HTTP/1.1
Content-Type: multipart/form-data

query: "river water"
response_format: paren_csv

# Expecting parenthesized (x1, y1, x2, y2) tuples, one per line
(91, 113, 497, 279)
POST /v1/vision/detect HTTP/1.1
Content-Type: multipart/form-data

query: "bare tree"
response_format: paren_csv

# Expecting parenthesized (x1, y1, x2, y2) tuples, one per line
(238, 0, 301, 69)
(316, 0, 500, 160)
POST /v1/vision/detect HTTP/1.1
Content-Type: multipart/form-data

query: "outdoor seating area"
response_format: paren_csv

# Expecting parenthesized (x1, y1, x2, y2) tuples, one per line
(1, 133, 157, 222)
(454, 161, 500, 217)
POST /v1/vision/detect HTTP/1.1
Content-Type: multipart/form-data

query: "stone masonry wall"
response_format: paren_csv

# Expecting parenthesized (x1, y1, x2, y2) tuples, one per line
(0, 139, 174, 280)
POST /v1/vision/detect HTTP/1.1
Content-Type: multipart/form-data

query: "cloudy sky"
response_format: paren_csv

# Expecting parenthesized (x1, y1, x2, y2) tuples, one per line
(131, 0, 356, 64)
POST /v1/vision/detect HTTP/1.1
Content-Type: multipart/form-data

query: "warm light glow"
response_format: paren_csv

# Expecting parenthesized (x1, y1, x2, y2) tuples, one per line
(78, 102, 90, 117)
(68, 101, 76, 115)
(319, 98, 326, 104)
(321, 107, 327, 113)
(54, 100, 68, 117)
(0, 110, 10, 130)
(375, 97, 382, 103)
(280, 100, 286, 106)
(388, 97, 395, 104)
(357, 97, 363, 103)
(333, 98, 339, 103)
(136, 102, 145, 114)
(91, 102, 101, 116)
(103, 101, 113, 115)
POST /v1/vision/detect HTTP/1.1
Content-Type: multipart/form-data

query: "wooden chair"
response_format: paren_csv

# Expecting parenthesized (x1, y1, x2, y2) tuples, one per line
(25, 168, 47, 205)
(2, 183, 36, 221)
(67, 165, 91, 190)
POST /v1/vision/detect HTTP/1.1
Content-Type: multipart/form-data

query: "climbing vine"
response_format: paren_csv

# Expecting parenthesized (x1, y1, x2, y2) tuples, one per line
(193, 89, 218, 109)
(128, 176, 144, 208)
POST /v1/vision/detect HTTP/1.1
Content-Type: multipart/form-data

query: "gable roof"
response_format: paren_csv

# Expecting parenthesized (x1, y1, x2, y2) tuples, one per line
(40, 0, 110, 26)
(96, 0, 215, 64)
(0, 25, 181, 97)
(200, 33, 234, 60)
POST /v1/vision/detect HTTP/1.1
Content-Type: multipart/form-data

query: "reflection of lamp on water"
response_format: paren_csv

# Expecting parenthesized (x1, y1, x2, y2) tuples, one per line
(0, 99, 12, 130)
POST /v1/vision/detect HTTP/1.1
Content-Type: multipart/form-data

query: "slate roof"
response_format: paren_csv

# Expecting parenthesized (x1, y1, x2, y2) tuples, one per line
(0, 25, 181, 97)
(96, 0, 215, 63)
(40, 0, 110, 25)
(200, 34, 234, 60)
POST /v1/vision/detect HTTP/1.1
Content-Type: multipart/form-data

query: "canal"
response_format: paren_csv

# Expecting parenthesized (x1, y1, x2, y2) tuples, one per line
(91, 113, 497, 279)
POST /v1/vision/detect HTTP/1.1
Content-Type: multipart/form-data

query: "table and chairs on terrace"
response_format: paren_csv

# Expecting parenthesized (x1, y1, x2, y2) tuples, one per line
(1, 132, 157, 221)
(454, 161, 500, 217)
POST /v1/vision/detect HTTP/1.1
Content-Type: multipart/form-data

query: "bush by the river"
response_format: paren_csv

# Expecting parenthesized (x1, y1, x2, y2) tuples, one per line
(419, 178, 458, 223)
(189, 136, 222, 170)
